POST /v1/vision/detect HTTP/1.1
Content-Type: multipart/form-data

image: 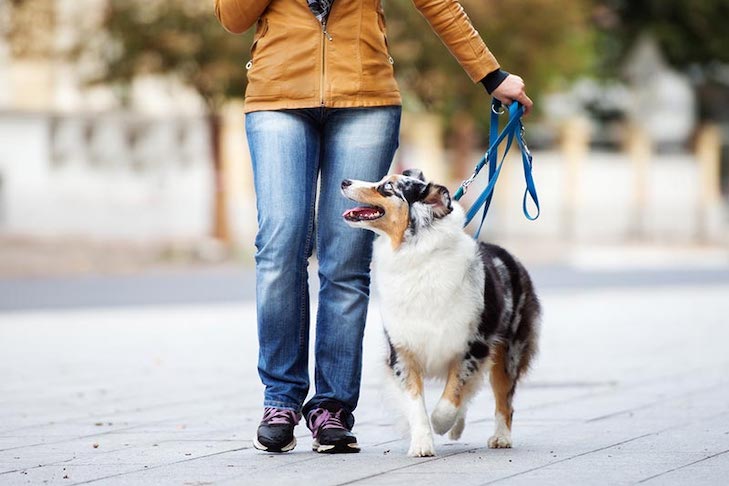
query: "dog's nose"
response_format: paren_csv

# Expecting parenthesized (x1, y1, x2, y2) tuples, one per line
(341, 179, 352, 189)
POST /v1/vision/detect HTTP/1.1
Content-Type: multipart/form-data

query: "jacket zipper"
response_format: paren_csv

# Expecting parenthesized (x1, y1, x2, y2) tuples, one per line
(320, 21, 333, 106)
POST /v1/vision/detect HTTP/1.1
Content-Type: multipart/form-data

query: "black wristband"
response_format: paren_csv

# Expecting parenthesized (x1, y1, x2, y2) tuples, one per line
(480, 69, 509, 95)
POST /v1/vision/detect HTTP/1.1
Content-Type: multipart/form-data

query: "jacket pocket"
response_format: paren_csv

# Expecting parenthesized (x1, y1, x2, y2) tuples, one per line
(245, 17, 282, 98)
(377, 11, 395, 65)
(359, 10, 397, 93)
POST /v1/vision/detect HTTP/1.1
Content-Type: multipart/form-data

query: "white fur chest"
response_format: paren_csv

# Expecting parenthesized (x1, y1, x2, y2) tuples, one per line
(372, 226, 485, 377)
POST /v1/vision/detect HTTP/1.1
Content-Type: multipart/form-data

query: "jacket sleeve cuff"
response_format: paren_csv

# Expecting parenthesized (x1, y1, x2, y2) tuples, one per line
(480, 69, 509, 95)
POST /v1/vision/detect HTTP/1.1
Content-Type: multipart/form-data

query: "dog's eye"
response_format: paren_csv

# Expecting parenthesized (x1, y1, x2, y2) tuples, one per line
(377, 181, 397, 198)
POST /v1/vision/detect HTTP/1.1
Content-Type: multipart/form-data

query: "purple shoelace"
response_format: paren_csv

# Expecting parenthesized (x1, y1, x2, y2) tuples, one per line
(307, 408, 347, 438)
(261, 407, 300, 425)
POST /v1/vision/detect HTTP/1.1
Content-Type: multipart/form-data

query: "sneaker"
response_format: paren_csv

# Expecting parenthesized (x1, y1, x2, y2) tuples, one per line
(306, 400, 360, 453)
(253, 407, 301, 453)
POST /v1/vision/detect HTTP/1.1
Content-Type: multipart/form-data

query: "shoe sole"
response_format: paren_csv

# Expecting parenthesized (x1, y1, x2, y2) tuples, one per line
(253, 436, 296, 453)
(312, 439, 360, 454)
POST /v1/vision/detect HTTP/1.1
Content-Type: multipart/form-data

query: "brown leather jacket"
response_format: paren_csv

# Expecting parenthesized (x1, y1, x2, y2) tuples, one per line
(214, 0, 499, 113)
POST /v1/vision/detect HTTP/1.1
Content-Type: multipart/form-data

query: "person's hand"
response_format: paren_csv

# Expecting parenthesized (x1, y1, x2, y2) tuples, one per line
(491, 74, 533, 116)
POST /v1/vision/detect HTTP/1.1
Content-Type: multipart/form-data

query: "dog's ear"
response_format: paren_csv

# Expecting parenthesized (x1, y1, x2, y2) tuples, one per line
(402, 168, 426, 182)
(423, 183, 453, 218)
(400, 178, 430, 204)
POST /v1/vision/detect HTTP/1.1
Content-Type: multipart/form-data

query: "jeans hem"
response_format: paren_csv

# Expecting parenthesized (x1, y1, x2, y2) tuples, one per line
(263, 400, 302, 412)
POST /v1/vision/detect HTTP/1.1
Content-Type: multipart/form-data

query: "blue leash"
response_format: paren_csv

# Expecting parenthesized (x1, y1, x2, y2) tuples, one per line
(453, 99, 540, 239)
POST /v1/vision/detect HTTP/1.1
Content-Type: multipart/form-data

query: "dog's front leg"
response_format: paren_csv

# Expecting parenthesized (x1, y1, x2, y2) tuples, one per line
(431, 356, 482, 440)
(390, 348, 435, 457)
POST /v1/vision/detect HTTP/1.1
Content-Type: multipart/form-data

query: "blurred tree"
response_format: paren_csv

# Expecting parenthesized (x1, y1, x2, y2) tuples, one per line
(5, 0, 55, 59)
(593, 0, 729, 72)
(88, 0, 252, 242)
(385, 0, 594, 129)
(94, 0, 249, 111)
(593, 0, 729, 122)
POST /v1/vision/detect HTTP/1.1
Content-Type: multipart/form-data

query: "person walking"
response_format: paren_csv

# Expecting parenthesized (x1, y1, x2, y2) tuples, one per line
(214, 0, 533, 454)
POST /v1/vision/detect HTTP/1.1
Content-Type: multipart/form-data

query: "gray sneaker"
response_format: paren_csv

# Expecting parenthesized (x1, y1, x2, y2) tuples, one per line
(254, 407, 301, 453)
(306, 401, 359, 453)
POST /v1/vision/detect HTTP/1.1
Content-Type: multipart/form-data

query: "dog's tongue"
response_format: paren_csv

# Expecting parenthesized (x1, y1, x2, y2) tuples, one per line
(343, 206, 382, 221)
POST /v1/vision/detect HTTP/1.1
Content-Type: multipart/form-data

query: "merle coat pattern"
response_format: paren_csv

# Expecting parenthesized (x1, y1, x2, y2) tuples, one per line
(341, 169, 540, 457)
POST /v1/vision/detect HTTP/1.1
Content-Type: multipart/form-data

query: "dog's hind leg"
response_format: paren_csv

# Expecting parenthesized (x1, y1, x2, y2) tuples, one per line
(389, 347, 435, 457)
(488, 342, 515, 448)
(488, 277, 540, 449)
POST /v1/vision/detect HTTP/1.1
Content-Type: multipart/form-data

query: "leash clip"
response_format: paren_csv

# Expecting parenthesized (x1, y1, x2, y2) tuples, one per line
(519, 124, 532, 158)
(458, 170, 480, 196)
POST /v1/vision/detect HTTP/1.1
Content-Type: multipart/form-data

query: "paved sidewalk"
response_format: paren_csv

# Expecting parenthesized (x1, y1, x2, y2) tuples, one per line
(1, 282, 729, 485)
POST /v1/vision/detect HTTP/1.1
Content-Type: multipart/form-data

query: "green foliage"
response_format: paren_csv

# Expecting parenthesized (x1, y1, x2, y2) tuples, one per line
(594, 0, 729, 73)
(94, 0, 251, 111)
(385, 0, 595, 125)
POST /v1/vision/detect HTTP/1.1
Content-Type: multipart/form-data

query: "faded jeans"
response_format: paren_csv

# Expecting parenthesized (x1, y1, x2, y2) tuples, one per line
(245, 106, 401, 420)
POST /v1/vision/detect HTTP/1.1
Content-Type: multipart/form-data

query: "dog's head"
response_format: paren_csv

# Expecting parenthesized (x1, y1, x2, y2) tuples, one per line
(340, 169, 453, 248)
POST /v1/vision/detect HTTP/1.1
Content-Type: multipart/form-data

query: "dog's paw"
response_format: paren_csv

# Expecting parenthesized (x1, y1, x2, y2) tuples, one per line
(408, 434, 436, 457)
(431, 400, 458, 436)
(488, 434, 512, 449)
(448, 416, 465, 441)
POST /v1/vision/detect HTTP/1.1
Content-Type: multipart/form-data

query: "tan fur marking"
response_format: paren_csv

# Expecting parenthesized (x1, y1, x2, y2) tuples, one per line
(440, 358, 488, 409)
(441, 360, 463, 407)
(379, 202, 409, 249)
(397, 347, 424, 397)
(489, 343, 514, 429)
(345, 184, 410, 249)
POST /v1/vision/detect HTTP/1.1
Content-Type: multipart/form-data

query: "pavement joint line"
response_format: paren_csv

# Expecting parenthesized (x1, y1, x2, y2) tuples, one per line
(0, 389, 245, 437)
(217, 437, 488, 485)
(0, 396, 388, 452)
(636, 448, 729, 484)
(477, 433, 656, 485)
(471, 382, 729, 464)
(584, 378, 729, 423)
(216, 452, 353, 485)
(476, 409, 729, 485)
(333, 446, 483, 486)
(39, 434, 251, 467)
(470, 362, 729, 425)
(0, 454, 76, 478)
(0, 397, 244, 453)
(17, 415, 384, 475)
(65, 446, 250, 486)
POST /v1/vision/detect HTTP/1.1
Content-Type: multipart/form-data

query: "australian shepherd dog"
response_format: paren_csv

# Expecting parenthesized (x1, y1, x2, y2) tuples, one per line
(341, 169, 541, 457)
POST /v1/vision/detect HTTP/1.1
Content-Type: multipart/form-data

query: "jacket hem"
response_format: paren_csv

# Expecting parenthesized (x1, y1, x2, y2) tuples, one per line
(243, 93, 403, 113)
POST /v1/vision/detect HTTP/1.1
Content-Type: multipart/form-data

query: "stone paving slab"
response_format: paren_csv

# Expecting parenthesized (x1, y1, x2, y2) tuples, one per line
(1, 285, 729, 485)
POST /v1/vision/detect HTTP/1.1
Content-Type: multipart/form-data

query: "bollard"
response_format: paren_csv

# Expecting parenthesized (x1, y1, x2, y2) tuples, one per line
(625, 122, 653, 240)
(695, 124, 722, 242)
(560, 117, 590, 241)
(222, 100, 256, 247)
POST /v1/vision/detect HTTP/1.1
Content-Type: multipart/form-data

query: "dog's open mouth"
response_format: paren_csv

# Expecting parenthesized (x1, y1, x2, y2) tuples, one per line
(343, 205, 385, 222)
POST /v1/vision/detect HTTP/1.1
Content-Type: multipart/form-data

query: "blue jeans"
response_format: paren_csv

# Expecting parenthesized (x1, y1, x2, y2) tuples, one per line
(245, 106, 401, 419)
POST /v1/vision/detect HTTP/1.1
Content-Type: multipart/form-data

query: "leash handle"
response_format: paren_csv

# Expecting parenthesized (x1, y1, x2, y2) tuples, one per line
(453, 99, 540, 238)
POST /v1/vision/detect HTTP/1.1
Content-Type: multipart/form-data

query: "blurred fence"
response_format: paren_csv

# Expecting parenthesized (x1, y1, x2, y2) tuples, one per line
(0, 108, 727, 247)
(0, 110, 214, 240)
(457, 149, 724, 244)
(409, 116, 728, 246)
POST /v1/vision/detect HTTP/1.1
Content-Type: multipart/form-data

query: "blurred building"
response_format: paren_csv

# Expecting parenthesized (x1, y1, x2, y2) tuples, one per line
(0, 0, 216, 242)
(0, 0, 727, 248)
